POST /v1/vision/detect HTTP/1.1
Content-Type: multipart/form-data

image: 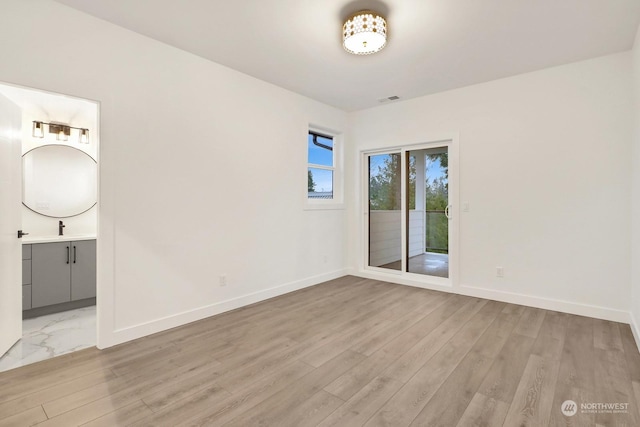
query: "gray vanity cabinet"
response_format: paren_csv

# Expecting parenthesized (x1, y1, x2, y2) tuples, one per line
(71, 240, 96, 300)
(31, 242, 72, 308)
(30, 240, 96, 309)
(22, 245, 32, 310)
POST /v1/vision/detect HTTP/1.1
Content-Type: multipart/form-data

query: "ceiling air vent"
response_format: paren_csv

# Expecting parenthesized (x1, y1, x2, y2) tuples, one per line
(378, 95, 400, 103)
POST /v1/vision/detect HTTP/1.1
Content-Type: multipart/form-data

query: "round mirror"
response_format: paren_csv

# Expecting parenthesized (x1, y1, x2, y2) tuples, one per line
(22, 145, 97, 218)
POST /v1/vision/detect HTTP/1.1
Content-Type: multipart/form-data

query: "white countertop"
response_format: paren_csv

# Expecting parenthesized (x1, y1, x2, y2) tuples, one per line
(22, 235, 97, 244)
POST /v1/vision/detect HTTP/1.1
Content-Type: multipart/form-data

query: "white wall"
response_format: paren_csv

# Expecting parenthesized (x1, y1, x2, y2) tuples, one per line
(0, 0, 347, 347)
(631, 26, 640, 336)
(347, 52, 633, 321)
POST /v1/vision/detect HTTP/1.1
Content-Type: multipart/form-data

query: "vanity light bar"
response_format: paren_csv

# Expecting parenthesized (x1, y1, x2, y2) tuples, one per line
(32, 121, 90, 144)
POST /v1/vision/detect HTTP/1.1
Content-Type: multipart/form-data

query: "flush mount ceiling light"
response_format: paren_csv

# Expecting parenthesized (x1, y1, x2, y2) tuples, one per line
(342, 10, 387, 55)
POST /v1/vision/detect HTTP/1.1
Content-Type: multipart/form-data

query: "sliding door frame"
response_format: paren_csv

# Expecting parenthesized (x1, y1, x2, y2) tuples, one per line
(362, 148, 403, 276)
(361, 135, 459, 290)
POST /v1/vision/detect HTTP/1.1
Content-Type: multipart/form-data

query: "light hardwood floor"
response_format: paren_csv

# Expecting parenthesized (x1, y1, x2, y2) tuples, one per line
(1, 276, 640, 426)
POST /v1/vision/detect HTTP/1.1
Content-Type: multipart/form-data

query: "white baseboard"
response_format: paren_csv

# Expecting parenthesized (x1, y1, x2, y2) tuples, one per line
(630, 311, 640, 353)
(349, 268, 630, 324)
(457, 284, 629, 323)
(100, 269, 348, 348)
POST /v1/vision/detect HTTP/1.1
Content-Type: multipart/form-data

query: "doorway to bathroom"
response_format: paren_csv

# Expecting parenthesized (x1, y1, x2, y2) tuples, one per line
(0, 82, 100, 372)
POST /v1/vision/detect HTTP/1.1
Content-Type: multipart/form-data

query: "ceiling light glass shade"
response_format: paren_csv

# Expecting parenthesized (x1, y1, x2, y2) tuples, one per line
(55, 125, 70, 141)
(79, 129, 89, 144)
(32, 121, 44, 138)
(343, 10, 387, 55)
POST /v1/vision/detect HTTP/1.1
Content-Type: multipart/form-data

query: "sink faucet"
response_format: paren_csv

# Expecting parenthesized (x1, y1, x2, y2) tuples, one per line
(58, 220, 65, 236)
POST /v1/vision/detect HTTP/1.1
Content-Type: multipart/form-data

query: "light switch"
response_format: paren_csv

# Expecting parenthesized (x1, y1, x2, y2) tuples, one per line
(463, 202, 470, 212)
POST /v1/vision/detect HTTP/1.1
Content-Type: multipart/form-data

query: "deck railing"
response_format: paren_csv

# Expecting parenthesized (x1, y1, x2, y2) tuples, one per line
(425, 210, 448, 254)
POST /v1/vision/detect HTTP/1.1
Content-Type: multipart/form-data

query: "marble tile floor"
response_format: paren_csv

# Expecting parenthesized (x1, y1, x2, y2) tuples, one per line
(0, 305, 96, 373)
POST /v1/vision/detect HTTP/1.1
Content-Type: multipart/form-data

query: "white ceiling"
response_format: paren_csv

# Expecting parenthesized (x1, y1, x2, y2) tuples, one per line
(54, 0, 640, 111)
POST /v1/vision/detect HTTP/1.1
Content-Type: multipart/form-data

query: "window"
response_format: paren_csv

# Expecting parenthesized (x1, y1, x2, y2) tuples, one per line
(307, 131, 335, 200)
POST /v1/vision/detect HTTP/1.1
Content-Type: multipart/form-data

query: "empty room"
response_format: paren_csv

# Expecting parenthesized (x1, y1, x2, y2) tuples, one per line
(2, 0, 640, 426)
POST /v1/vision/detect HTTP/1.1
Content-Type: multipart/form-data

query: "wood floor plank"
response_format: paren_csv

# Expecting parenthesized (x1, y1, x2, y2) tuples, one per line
(140, 365, 224, 412)
(131, 385, 230, 427)
(530, 310, 569, 361)
(594, 347, 630, 381)
(1, 277, 640, 427)
(470, 308, 523, 359)
(348, 293, 450, 356)
(455, 393, 509, 427)
(300, 318, 392, 368)
(323, 294, 464, 400)
(364, 300, 503, 426)
(0, 368, 116, 420)
(0, 406, 47, 427)
(592, 342, 639, 427)
(409, 303, 512, 426)
(266, 390, 343, 427)
(319, 376, 403, 427)
(620, 325, 640, 382)
(593, 318, 623, 351)
(555, 315, 596, 391)
(477, 331, 536, 404)
(549, 314, 598, 427)
(222, 350, 365, 427)
(284, 286, 413, 344)
(214, 339, 312, 393)
(42, 373, 128, 418)
(79, 400, 153, 427)
(38, 356, 228, 426)
(182, 361, 314, 426)
(501, 354, 560, 427)
(633, 381, 640, 420)
(383, 297, 488, 383)
(409, 349, 496, 427)
(513, 306, 547, 338)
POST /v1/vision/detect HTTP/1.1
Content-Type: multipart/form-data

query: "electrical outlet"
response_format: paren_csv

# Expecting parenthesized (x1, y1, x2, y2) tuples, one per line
(496, 267, 504, 278)
(220, 275, 227, 286)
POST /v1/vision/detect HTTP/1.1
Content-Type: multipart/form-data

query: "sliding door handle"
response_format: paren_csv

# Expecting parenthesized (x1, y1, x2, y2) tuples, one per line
(445, 204, 452, 220)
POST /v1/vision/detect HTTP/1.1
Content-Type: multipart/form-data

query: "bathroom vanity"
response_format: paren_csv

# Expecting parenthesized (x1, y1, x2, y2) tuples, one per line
(19, 143, 98, 318)
(22, 236, 96, 318)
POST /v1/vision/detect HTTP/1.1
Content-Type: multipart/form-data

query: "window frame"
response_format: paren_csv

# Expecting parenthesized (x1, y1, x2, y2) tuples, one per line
(305, 127, 343, 210)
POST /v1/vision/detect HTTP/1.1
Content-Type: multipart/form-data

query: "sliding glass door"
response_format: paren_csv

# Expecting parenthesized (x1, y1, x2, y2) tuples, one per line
(406, 147, 449, 278)
(368, 153, 402, 271)
(365, 141, 455, 284)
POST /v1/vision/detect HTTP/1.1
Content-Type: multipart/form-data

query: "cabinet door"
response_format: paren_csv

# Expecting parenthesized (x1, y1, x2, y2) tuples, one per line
(31, 242, 71, 308)
(22, 260, 31, 285)
(71, 240, 96, 300)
